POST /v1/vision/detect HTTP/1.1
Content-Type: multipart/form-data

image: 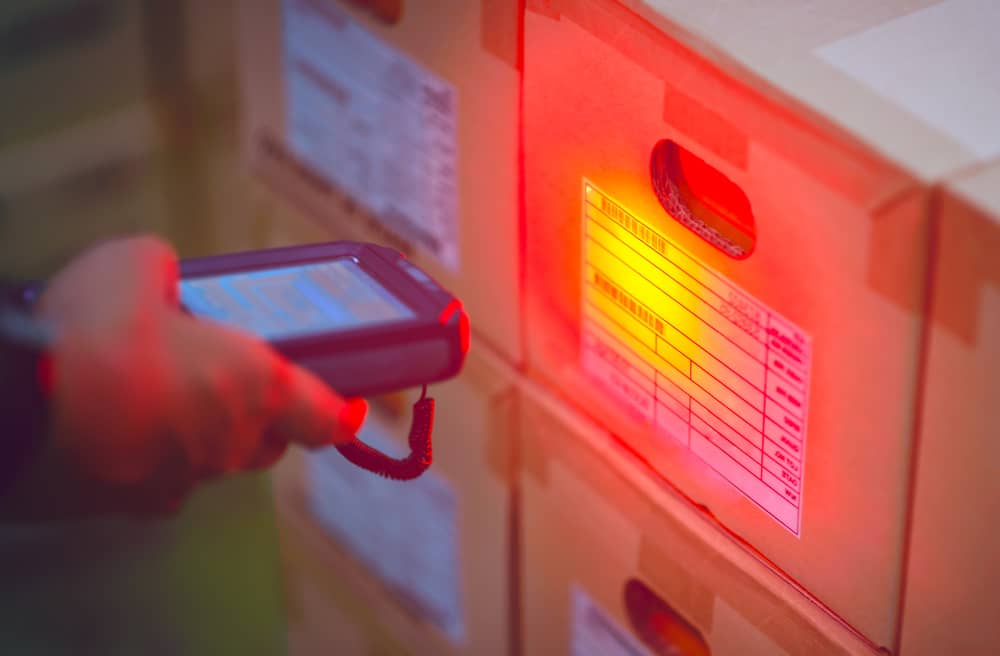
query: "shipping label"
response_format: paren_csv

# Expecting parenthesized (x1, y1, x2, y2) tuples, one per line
(283, 0, 460, 269)
(580, 180, 812, 536)
(306, 412, 465, 643)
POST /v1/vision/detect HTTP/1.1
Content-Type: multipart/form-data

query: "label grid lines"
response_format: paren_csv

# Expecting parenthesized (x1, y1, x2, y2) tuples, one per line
(586, 235, 772, 413)
(580, 180, 811, 536)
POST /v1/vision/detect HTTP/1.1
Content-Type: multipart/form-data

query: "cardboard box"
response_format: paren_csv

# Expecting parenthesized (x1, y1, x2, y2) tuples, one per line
(157, 95, 277, 259)
(180, 0, 240, 86)
(0, 0, 249, 271)
(0, 0, 150, 150)
(521, 1, 999, 648)
(140, 0, 253, 259)
(278, 513, 410, 656)
(258, 181, 338, 249)
(271, 345, 517, 655)
(519, 379, 878, 655)
(899, 164, 1000, 656)
(0, 102, 172, 278)
(239, 0, 523, 363)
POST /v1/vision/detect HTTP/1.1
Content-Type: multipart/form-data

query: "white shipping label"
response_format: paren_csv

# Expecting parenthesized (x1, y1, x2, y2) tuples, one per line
(571, 586, 651, 656)
(580, 180, 812, 536)
(283, 0, 460, 269)
(305, 413, 465, 644)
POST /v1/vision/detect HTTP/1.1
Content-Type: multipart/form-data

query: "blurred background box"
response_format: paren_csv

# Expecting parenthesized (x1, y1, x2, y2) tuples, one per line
(0, 0, 149, 150)
(0, 0, 247, 276)
(0, 4, 289, 655)
(0, 102, 171, 278)
(179, 0, 239, 86)
(279, 515, 410, 655)
(239, 0, 523, 364)
(518, 379, 876, 656)
(272, 345, 518, 655)
(899, 163, 1000, 655)
(520, 1, 999, 649)
(0, 1, 170, 278)
(145, 0, 255, 258)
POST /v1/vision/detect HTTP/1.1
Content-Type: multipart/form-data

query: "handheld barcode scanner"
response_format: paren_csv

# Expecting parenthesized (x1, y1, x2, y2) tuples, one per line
(179, 241, 470, 480)
(21, 241, 470, 481)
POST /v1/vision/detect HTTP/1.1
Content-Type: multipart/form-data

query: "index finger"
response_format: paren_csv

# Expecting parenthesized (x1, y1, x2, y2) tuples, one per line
(40, 235, 180, 322)
(265, 353, 369, 449)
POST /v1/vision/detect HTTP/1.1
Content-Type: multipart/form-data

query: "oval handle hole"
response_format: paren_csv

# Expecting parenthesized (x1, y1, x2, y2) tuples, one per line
(650, 140, 756, 259)
(624, 578, 711, 656)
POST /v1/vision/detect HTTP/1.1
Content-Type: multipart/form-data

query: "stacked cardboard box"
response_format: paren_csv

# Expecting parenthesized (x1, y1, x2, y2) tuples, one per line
(520, 0, 999, 652)
(0, 102, 171, 278)
(519, 379, 877, 655)
(0, 0, 150, 151)
(0, 1, 168, 278)
(272, 346, 518, 655)
(237, 2, 524, 653)
(240, 0, 523, 363)
(237, 0, 999, 654)
(900, 162, 1000, 654)
(0, 6, 290, 655)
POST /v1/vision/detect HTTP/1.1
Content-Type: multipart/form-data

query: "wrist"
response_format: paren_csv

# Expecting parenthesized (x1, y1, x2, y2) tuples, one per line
(0, 303, 55, 499)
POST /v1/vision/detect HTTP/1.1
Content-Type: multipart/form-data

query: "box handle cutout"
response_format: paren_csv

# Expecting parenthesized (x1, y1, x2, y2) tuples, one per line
(650, 140, 755, 259)
(624, 578, 711, 656)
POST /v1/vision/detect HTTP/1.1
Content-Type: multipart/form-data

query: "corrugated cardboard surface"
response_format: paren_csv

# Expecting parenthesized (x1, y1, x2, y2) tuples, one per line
(519, 379, 877, 655)
(279, 514, 410, 656)
(157, 81, 274, 260)
(625, 0, 1000, 181)
(0, 0, 150, 149)
(239, 0, 522, 364)
(143, 0, 252, 260)
(0, 108, 172, 278)
(271, 345, 517, 655)
(900, 164, 1000, 655)
(180, 0, 239, 85)
(0, 0, 251, 273)
(522, 0, 928, 646)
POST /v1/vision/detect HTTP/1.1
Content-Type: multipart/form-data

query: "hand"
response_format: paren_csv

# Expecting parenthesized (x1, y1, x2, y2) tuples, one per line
(7, 235, 367, 519)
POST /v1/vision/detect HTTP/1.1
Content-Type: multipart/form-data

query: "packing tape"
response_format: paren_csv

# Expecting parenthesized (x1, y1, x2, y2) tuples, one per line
(663, 83, 748, 171)
(481, 0, 522, 70)
(525, 0, 913, 211)
(929, 184, 1000, 344)
(637, 537, 716, 631)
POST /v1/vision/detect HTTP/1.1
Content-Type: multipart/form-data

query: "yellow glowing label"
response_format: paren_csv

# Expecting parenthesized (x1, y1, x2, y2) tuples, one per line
(580, 180, 811, 536)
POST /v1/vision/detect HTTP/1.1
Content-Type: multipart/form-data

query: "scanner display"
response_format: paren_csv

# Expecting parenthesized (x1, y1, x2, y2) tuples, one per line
(180, 258, 415, 340)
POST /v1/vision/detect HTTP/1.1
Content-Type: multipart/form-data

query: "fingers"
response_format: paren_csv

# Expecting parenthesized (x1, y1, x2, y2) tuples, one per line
(104, 234, 181, 310)
(199, 317, 368, 449)
(170, 315, 367, 479)
(245, 430, 290, 471)
(267, 359, 368, 449)
(38, 235, 180, 331)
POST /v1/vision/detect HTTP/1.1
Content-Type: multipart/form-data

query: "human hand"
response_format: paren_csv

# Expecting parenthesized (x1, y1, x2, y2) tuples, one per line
(14, 235, 366, 519)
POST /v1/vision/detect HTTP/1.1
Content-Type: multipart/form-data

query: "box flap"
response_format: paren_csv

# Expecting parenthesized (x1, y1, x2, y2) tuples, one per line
(629, 0, 1000, 182)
